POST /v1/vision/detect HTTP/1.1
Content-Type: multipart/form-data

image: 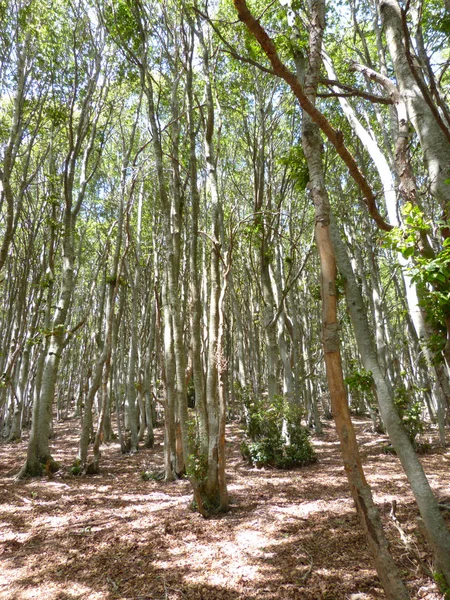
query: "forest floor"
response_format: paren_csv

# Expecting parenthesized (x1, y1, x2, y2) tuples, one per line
(1, 416, 449, 600)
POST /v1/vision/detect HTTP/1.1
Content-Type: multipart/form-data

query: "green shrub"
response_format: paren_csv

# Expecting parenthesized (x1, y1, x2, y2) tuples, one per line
(141, 470, 164, 481)
(433, 571, 450, 600)
(394, 385, 424, 445)
(186, 451, 208, 484)
(241, 393, 316, 469)
(344, 367, 375, 415)
(70, 459, 82, 476)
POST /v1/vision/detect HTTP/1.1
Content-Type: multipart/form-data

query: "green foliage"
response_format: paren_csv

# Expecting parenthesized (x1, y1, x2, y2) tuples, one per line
(186, 451, 208, 485)
(344, 367, 374, 415)
(433, 570, 450, 600)
(384, 204, 450, 356)
(410, 237, 450, 320)
(141, 470, 164, 481)
(70, 459, 82, 476)
(242, 221, 263, 245)
(240, 392, 316, 469)
(310, 283, 322, 301)
(394, 385, 424, 445)
(103, 0, 142, 59)
(344, 368, 373, 392)
(279, 145, 309, 193)
(44, 104, 69, 128)
(384, 202, 431, 259)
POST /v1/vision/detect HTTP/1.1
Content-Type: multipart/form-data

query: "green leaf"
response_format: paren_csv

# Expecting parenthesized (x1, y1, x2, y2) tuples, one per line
(402, 246, 415, 258)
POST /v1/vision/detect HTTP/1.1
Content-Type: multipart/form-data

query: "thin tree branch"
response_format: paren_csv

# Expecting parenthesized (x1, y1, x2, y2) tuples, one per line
(317, 90, 392, 103)
(319, 77, 393, 104)
(266, 230, 315, 329)
(193, 5, 276, 76)
(232, 0, 393, 232)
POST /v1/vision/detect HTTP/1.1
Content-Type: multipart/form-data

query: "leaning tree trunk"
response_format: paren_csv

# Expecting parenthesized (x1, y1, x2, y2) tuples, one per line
(378, 0, 450, 226)
(379, 0, 450, 376)
(185, 14, 209, 503)
(324, 55, 449, 438)
(330, 217, 450, 587)
(232, 0, 409, 596)
(299, 62, 410, 600)
(125, 185, 144, 455)
(20, 228, 75, 477)
(135, 21, 183, 478)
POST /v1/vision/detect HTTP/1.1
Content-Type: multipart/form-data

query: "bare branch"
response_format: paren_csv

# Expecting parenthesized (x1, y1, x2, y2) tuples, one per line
(232, 0, 393, 232)
(319, 77, 393, 104)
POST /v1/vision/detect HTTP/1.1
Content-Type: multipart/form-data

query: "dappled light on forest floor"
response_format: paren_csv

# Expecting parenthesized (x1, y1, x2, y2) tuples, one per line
(1, 417, 449, 600)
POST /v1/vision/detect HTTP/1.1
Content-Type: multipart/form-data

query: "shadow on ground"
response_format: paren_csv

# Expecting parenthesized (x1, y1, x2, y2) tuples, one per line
(1, 417, 448, 600)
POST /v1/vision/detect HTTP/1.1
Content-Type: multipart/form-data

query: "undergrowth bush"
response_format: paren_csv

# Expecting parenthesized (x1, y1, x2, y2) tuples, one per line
(240, 393, 316, 469)
(394, 384, 424, 445)
(344, 367, 375, 415)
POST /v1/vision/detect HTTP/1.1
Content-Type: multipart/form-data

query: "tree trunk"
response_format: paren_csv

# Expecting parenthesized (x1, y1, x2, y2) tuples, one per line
(330, 217, 450, 586)
(379, 0, 450, 229)
(279, 0, 409, 594)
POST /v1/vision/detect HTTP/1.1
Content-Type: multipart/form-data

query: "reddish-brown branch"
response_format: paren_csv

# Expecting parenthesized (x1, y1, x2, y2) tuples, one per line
(232, 0, 393, 232)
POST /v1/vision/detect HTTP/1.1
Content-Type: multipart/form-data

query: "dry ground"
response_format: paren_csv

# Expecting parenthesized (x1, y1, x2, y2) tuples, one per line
(1, 417, 449, 600)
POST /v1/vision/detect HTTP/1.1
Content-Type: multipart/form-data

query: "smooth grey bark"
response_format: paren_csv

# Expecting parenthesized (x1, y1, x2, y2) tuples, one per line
(272, 246, 295, 404)
(16, 152, 57, 471)
(186, 15, 208, 461)
(261, 258, 280, 402)
(9, 284, 42, 442)
(379, 0, 450, 224)
(288, 0, 409, 594)
(125, 185, 145, 454)
(160, 277, 177, 480)
(230, 273, 247, 391)
(0, 34, 30, 273)
(299, 309, 322, 432)
(5, 259, 31, 441)
(18, 41, 105, 478)
(330, 217, 450, 586)
(301, 104, 409, 600)
(130, 7, 186, 479)
(196, 20, 228, 513)
(143, 325, 155, 449)
(168, 64, 188, 476)
(244, 265, 263, 398)
(79, 175, 128, 470)
(326, 54, 449, 439)
(301, 105, 410, 600)
(255, 89, 280, 404)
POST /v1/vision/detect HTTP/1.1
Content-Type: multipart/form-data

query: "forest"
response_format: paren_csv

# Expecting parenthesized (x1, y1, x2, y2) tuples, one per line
(0, 0, 450, 598)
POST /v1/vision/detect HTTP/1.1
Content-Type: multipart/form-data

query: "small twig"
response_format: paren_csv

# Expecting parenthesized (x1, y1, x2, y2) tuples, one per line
(389, 500, 433, 578)
(293, 545, 314, 582)
(162, 576, 169, 599)
(300, 550, 314, 582)
(31, 513, 131, 533)
(153, 391, 166, 408)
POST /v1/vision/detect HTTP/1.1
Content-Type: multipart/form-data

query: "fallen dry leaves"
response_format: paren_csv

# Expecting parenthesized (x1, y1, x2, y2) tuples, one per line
(1, 417, 449, 600)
